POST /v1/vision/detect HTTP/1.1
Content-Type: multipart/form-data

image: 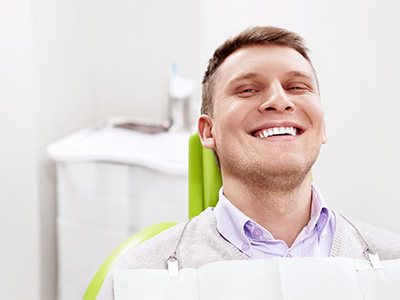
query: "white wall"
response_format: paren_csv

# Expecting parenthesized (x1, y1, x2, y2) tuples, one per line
(95, 0, 203, 122)
(0, 1, 40, 299)
(32, 1, 98, 299)
(0, 0, 97, 299)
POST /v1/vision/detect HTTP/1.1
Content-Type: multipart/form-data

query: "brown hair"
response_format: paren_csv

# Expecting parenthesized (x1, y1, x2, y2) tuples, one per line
(201, 26, 317, 115)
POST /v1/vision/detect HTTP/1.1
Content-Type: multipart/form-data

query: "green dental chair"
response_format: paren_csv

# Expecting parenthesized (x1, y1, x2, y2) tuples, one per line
(83, 133, 222, 299)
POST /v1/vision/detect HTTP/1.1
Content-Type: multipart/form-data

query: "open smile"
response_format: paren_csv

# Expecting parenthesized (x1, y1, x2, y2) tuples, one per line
(250, 123, 305, 140)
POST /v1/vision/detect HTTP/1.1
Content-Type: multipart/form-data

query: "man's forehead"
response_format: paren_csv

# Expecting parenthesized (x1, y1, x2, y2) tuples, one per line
(216, 45, 315, 83)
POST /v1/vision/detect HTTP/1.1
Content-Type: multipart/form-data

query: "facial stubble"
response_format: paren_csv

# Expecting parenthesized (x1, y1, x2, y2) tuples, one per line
(216, 140, 320, 194)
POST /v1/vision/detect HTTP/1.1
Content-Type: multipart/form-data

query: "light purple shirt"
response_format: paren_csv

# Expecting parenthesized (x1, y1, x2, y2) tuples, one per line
(213, 183, 336, 258)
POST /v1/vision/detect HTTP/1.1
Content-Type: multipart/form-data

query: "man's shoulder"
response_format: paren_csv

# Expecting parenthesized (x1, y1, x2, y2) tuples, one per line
(337, 214, 400, 260)
(352, 218, 400, 259)
(121, 208, 217, 268)
(97, 209, 219, 299)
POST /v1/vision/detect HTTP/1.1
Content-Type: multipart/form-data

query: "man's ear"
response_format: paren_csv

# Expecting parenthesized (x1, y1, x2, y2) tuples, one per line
(197, 114, 216, 149)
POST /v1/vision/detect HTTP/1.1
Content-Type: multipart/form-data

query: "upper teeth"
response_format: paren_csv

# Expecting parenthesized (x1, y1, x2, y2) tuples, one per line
(258, 126, 297, 138)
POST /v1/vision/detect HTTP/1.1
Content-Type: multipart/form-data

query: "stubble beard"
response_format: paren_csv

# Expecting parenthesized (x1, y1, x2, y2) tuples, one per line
(218, 146, 320, 194)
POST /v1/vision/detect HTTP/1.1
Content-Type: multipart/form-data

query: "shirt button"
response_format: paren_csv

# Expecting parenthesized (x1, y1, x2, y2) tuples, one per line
(242, 243, 250, 251)
(253, 228, 262, 238)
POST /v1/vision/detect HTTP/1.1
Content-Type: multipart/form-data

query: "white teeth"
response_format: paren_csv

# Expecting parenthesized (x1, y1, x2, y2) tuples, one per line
(256, 126, 298, 139)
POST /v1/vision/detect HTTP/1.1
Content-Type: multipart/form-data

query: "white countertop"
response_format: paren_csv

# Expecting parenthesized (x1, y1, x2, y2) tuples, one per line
(47, 126, 190, 175)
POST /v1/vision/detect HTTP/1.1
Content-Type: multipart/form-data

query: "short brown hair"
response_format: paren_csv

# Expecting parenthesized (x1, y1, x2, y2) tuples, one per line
(201, 26, 316, 116)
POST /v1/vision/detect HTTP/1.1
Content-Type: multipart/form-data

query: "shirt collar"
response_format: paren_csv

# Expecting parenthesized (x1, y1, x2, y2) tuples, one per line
(213, 188, 253, 256)
(307, 182, 331, 236)
(213, 183, 333, 256)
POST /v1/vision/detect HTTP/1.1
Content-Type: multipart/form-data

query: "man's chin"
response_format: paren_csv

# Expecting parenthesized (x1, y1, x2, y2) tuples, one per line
(232, 161, 313, 190)
(255, 170, 311, 191)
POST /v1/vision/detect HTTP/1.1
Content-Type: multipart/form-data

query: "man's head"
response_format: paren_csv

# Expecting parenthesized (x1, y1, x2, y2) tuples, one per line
(198, 26, 327, 191)
(201, 26, 318, 117)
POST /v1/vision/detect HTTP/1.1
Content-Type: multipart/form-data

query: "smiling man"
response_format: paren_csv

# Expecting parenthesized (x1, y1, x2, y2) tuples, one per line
(98, 26, 400, 299)
(198, 36, 330, 255)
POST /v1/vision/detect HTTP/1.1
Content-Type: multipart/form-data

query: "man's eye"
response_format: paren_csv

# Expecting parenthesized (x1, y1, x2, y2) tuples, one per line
(286, 82, 311, 91)
(289, 85, 306, 90)
(239, 88, 258, 94)
(285, 85, 311, 93)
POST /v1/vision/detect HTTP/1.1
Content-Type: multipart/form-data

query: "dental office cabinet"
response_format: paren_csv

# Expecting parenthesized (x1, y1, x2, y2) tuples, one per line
(47, 125, 188, 299)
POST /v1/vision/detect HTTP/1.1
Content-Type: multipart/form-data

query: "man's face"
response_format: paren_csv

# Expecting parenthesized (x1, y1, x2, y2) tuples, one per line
(198, 45, 327, 188)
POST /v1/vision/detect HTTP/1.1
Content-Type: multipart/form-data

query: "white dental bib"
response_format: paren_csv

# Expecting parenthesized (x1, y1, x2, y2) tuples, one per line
(114, 257, 400, 300)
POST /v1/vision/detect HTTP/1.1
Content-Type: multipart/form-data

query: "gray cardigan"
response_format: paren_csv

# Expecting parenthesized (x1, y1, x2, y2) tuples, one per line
(98, 208, 400, 299)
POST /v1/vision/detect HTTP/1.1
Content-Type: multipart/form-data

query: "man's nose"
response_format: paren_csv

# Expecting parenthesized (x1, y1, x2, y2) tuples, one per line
(258, 84, 294, 113)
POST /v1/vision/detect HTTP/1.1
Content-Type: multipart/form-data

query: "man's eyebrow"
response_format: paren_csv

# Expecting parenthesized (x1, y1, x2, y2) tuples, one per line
(227, 73, 261, 86)
(227, 71, 316, 86)
(284, 70, 315, 81)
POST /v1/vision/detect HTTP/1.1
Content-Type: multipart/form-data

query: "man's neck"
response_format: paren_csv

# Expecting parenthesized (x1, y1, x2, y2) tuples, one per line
(223, 175, 313, 247)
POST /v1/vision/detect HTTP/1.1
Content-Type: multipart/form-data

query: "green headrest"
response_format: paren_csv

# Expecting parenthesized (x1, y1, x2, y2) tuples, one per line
(188, 133, 222, 218)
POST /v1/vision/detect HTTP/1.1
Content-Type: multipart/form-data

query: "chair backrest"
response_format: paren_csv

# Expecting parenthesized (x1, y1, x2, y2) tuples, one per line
(188, 133, 222, 218)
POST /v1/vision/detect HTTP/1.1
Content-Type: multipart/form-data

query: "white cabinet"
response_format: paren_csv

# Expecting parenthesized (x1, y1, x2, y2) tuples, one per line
(48, 126, 188, 299)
